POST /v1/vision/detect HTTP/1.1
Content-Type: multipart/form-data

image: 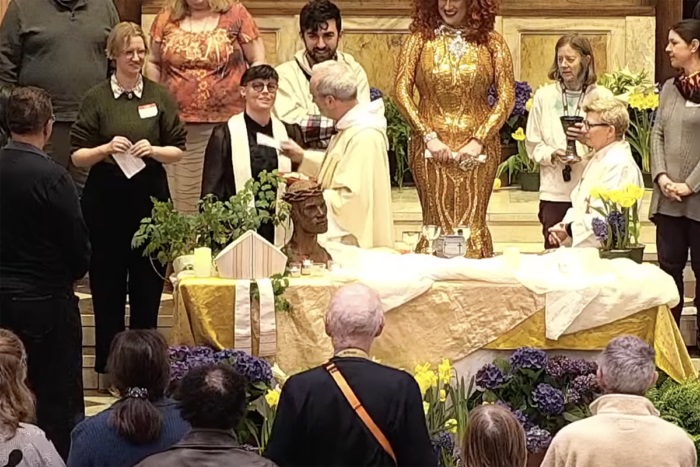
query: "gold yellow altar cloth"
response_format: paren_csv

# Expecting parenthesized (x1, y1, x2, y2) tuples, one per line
(171, 277, 696, 382)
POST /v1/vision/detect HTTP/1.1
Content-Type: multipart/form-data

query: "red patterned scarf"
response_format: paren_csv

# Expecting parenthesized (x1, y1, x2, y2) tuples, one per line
(674, 71, 700, 104)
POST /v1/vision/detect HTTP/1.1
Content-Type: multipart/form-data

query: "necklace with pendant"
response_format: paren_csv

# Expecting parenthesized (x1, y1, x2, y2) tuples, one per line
(436, 24, 468, 61)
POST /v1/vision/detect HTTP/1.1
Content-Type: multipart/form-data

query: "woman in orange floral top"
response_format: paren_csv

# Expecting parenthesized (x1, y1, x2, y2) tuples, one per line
(147, 0, 265, 213)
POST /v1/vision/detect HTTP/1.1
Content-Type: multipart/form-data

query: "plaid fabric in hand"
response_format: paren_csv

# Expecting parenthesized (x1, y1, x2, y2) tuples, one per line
(300, 114, 337, 147)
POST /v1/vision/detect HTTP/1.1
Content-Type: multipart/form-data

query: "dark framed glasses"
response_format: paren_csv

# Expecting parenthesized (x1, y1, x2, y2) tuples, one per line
(583, 120, 610, 130)
(250, 82, 278, 93)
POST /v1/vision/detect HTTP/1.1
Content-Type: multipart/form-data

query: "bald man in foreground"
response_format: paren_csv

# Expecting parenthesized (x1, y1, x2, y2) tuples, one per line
(264, 284, 436, 466)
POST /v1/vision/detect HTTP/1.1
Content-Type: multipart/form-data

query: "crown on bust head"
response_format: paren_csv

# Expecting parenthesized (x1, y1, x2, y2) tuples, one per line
(283, 179, 323, 203)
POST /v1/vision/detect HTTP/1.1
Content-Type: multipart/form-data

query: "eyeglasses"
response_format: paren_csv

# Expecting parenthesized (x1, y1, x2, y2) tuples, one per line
(249, 82, 278, 93)
(583, 120, 610, 130)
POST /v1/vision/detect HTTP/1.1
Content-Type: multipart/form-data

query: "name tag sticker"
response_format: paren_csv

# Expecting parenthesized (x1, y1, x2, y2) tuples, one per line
(685, 100, 700, 108)
(138, 103, 158, 119)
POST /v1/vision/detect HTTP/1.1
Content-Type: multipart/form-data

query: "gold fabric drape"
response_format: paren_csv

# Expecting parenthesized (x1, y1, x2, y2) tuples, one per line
(171, 277, 696, 382)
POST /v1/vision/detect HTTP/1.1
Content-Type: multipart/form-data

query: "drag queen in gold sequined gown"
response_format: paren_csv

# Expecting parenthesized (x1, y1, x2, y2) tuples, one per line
(395, 0, 515, 258)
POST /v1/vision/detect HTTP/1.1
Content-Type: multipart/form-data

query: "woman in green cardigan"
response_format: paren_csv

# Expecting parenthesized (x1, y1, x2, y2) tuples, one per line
(71, 22, 186, 375)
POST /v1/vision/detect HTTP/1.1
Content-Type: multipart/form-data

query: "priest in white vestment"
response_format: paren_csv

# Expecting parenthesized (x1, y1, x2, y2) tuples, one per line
(549, 98, 644, 248)
(280, 61, 394, 249)
(273, 0, 371, 149)
(201, 65, 305, 247)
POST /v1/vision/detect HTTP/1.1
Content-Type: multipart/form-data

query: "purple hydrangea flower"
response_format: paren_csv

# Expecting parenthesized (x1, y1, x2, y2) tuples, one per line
(370, 88, 384, 101)
(532, 383, 565, 415)
(496, 401, 533, 430)
(526, 426, 553, 453)
(510, 347, 548, 371)
(487, 81, 532, 117)
(431, 432, 455, 467)
(592, 217, 609, 243)
(217, 350, 273, 384)
(476, 363, 507, 390)
(569, 373, 600, 403)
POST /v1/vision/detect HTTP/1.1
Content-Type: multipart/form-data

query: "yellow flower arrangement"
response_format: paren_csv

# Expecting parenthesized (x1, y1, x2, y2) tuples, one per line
(444, 419, 458, 434)
(589, 183, 645, 250)
(626, 87, 658, 174)
(438, 359, 454, 383)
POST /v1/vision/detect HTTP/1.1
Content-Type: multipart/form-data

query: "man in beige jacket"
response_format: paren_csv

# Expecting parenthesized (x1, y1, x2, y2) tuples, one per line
(280, 61, 393, 249)
(542, 336, 696, 467)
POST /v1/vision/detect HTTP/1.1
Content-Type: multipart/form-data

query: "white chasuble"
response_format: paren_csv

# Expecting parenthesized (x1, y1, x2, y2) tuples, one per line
(227, 113, 292, 247)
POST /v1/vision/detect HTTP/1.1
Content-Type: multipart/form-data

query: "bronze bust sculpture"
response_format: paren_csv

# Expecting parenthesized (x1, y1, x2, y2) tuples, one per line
(282, 179, 332, 265)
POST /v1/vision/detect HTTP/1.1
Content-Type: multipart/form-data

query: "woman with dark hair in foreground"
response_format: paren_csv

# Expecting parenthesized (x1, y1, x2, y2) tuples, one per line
(67, 330, 190, 466)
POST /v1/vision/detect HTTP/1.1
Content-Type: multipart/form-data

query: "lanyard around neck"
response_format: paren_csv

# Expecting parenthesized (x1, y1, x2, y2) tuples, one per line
(561, 83, 588, 117)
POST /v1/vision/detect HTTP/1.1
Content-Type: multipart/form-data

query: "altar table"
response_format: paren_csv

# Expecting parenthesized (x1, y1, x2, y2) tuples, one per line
(170, 277, 696, 382)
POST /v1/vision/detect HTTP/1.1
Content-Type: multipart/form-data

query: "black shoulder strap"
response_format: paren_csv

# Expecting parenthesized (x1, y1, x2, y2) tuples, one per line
(295, 57, 313, 83)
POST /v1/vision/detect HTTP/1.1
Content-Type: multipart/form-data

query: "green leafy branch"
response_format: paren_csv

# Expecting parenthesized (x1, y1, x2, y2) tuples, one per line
(131, 171, 290, 265)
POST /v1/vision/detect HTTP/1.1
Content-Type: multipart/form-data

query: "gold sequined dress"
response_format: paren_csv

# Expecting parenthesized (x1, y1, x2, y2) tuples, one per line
(395, 27, 515, 258)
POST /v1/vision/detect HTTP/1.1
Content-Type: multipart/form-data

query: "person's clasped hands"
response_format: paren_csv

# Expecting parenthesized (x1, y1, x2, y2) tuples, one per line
(106, 136, 154, 158)
(657, 173, 693, 202)
(426, 136, 485, 166)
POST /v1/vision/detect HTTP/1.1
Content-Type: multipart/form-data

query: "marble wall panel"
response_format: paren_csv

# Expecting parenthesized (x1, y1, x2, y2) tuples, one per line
(625, 16, 656, 76)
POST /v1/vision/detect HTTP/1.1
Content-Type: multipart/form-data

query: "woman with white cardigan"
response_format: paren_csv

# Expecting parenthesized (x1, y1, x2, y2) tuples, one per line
(526, 34, 612, 249)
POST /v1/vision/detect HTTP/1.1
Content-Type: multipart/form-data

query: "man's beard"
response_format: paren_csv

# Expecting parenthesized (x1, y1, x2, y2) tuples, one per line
(308, 47, 337, 64)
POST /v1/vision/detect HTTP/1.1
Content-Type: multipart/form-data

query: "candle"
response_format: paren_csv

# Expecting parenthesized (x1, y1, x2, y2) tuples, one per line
(193, 247, 212, 278)
(503, 246, 521, 270)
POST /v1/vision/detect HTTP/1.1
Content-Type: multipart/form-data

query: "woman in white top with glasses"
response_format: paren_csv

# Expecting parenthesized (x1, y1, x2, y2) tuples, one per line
(526, 34, 613, 249)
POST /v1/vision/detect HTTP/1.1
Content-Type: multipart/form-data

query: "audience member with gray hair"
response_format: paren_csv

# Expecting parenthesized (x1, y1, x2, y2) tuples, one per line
(265, 284, 435, 466)
(280, 59, 395, 249)
(542, 336, 697, 467)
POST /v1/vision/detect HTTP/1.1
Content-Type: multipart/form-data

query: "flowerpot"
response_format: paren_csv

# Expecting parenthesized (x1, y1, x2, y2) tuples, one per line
(642, 172, 653, 189)
(629, 244, 646, 264)
(527, 449, 547, 467)
(519, 172, 540, 192)
(599, 245, 645, 263)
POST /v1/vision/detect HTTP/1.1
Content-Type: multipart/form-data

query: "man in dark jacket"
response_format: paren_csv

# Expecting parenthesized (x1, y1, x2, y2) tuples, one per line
(136, 363, 277, 467)
(265, 284, 436, 466)
(0, 86, 91, 459)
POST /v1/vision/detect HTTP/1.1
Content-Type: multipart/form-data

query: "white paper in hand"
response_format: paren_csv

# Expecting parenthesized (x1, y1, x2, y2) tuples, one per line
(112, 148, 146, 179)
(257, 133, 282, 150)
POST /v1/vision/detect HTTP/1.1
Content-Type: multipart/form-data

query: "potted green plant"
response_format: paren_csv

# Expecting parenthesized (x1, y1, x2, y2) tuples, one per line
(589, 184, 646, 263)
(131, 171, 290, 269)
(384, 96, 413, 189)
(497, 127, 540, 192)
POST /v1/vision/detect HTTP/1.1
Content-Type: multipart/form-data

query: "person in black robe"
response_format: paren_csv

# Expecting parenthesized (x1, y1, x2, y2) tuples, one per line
(264, 284, 437, 467)
(201, 64, 306, 245)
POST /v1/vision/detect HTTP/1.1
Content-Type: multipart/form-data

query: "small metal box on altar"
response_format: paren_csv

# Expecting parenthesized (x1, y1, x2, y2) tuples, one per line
(434, 235, 467, 258)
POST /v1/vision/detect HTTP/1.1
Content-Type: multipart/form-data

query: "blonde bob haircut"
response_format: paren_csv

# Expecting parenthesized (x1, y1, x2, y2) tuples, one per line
(583, 97, 630, 138)
(0, 329, 35, 440)
(462, 404, 527, 467)
(168, 0, 235, 21)
(547, 34, 598, 87)
(106, 22, 149, 61)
